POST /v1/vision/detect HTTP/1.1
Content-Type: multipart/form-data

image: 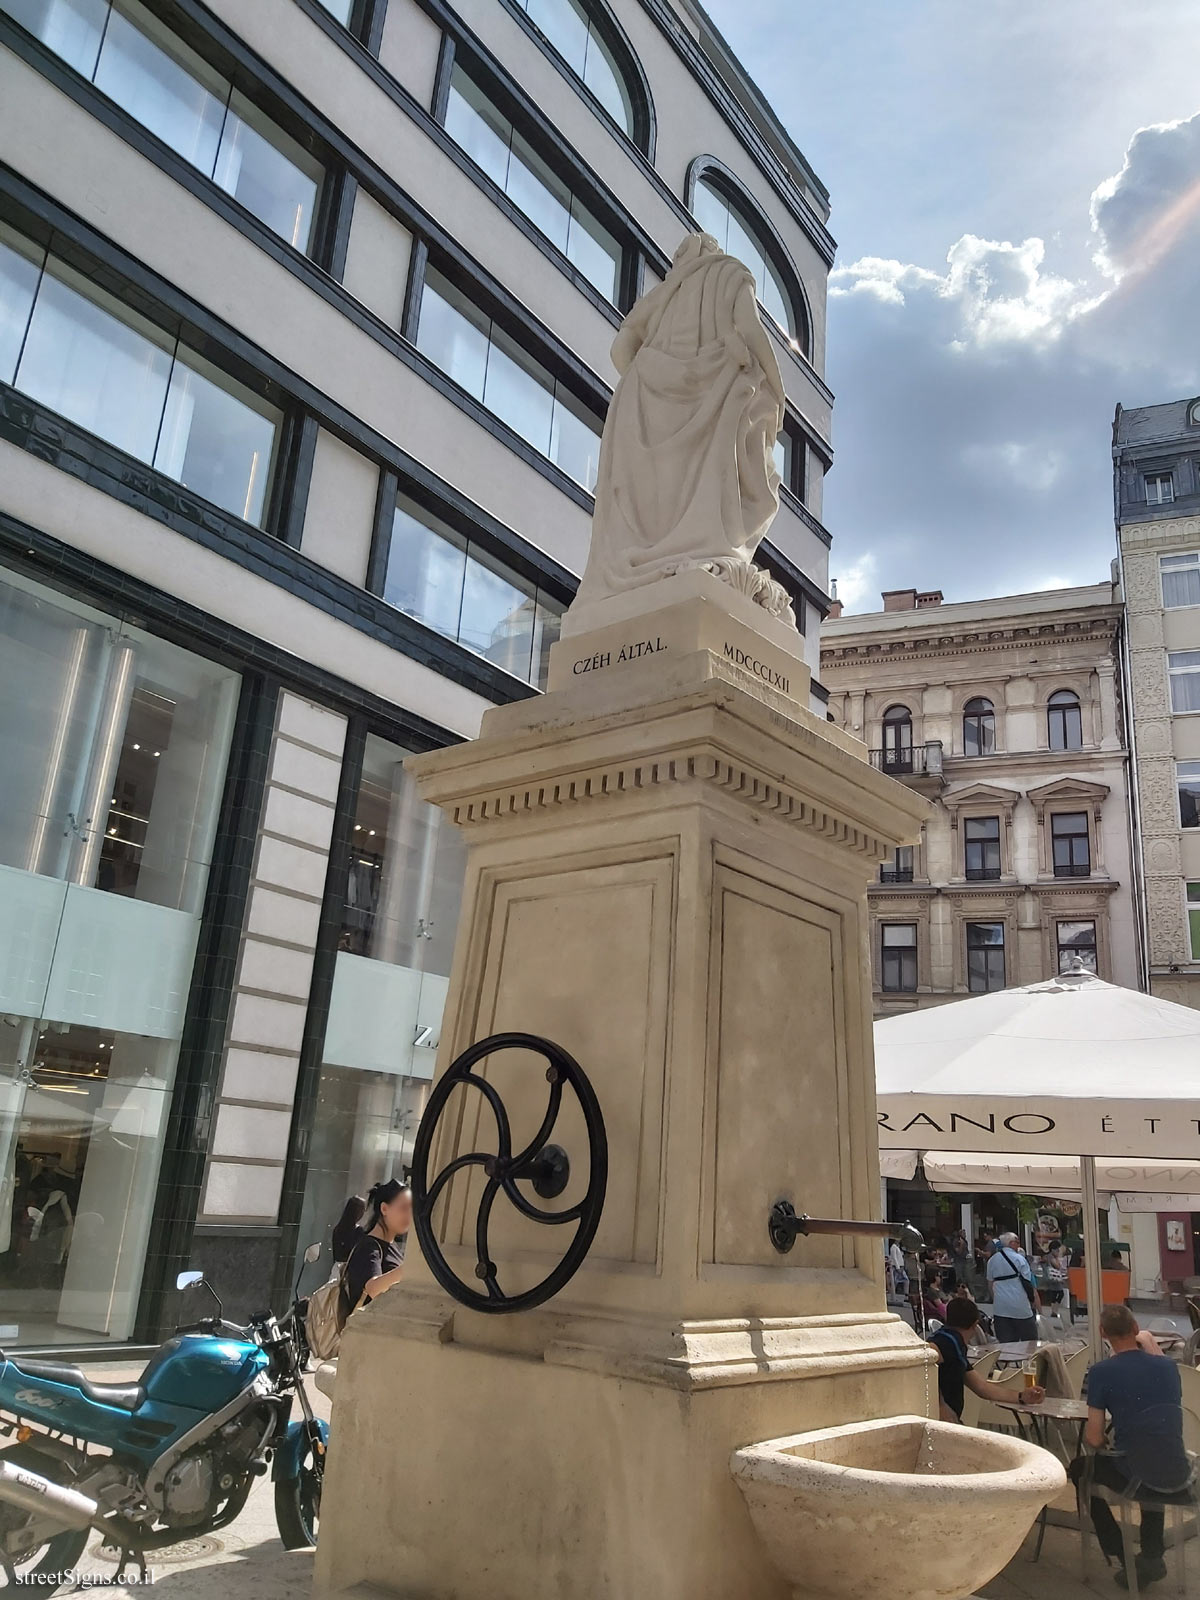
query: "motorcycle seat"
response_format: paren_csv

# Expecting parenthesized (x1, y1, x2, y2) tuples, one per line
(9, 1359, 145, 1412)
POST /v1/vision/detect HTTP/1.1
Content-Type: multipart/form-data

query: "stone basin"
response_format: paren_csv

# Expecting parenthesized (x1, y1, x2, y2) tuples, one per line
(731, 1414, 1066, 1600)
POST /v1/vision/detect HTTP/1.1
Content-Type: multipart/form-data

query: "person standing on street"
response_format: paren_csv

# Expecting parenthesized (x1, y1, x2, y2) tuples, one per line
(986, 1231, 1041, 1342)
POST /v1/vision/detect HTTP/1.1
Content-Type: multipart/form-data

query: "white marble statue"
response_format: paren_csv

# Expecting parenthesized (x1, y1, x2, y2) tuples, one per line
(575, 231, 794, 624)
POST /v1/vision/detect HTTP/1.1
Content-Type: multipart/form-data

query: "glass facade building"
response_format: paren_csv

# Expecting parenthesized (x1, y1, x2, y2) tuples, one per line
(0, 0, 833, 1345)
(0, 568, 238, 1342)
(293, 736, 465, 1277)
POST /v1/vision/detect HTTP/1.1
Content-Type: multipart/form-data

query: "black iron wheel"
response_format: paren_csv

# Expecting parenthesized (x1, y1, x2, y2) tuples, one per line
(410, 1033, 607, 1314)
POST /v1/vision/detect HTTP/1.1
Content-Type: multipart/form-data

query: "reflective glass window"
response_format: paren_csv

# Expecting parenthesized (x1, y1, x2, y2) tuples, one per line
(693, 173, 797, 338)
(0, 226, 43, 385)
(1057, 920, 1097, 973)
(1, 0, 107, 76)
(0, 568, 240, 1344)
(517, 0, 634, 136)
(962, 696, 995, 757)
(881, 923, 917, 993)
(1178, 761, 1200, 829)
(1050, 812, 1090, 877)
(1169, 651, 1200, 714)
(15, 258, 175, 464)
(214, 91, 321, 253)
(8, 233, 280, 525)
(416, 270, 602, 491)
(1161, 552, 1200, 609)
(153, 345, 279, 524)
(966, 922, 1005, 993)
(3, 0, 323, 253)
(294, 734, 466, 1279)
(416, 272, 490, 400)
(444, 65, 621, 302)
(963, 815, 1001, 880)
(93, 0, 228, 173)
(1047, 690, 1083, 752)
(383, 494, 564, 688)
(483, 323, 555, 456)
(315, 0, 354, 21)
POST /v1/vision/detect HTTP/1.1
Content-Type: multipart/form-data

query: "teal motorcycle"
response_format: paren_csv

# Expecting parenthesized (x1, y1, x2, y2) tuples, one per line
(0, 1245, 327, 1589)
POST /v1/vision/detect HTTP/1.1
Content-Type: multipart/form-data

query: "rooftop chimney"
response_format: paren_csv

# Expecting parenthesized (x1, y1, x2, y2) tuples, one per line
(826, 578, 843, 619)
(881, 588, 943, 612)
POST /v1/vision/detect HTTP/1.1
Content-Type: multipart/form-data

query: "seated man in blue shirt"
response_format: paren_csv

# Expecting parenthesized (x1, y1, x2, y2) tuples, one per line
(986, 1232, 1041, 1342)
(1069, 1304, 1193, 1591)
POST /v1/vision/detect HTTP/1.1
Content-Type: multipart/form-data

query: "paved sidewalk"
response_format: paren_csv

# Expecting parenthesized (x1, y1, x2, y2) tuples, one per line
(35, 1364, 1192, 1598)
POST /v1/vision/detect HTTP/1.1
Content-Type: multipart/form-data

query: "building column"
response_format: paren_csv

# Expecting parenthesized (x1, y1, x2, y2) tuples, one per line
(192, 691, 347, 1312)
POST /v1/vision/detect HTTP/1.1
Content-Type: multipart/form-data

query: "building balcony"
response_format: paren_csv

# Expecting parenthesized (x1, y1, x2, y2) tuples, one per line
(869, 741, 945, 794)
(879, 868, 915, 884)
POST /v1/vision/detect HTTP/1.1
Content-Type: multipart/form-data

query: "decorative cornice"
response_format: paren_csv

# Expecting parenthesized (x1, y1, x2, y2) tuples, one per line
(821, 614, 1120, 668)
(445, 748, 892, 860)
(408, 667, 933, 863)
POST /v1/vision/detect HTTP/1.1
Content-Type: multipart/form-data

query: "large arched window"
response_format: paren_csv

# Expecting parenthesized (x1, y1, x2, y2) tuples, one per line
(962, 697, 995, 757)
(1047, 690, 1083, 752)
(688, 163, 809, 351)
(512, 0, 653, 153)
(881, 705, 913, 774)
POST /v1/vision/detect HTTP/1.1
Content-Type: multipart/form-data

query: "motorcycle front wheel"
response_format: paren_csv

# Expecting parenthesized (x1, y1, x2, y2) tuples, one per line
(0, 1444, 90, 1591)
(274, 1440, 321, 1550)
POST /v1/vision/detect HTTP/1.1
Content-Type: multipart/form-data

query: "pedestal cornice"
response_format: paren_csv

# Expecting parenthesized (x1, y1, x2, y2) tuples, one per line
(408, 654, 932, 861)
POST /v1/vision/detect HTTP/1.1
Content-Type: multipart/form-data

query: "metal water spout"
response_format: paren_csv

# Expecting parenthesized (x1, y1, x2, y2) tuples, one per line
(767, 1202, 923, 1256)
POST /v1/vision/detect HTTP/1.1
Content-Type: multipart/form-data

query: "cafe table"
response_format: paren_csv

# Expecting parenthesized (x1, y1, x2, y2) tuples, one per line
(995, 1340, 1057, 1364)
(991, 1396, 1090, 1561)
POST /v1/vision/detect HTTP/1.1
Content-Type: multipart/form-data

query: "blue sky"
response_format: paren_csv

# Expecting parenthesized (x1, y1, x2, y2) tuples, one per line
(702, 1, 1200, 610)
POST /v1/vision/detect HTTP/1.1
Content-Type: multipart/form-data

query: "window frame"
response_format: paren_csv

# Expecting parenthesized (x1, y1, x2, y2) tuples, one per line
(1049, 811, 1091, 878)
(1, 0, 337, 264)
(963, 815, 1002, 881)
(879, 845, 914, 885)
(965, 921, 1006, 993)
(2, 222, 286, 532)
(410, 258, 605, 493)
(962, 696, 996, 758)
(500, 0, 655, 157)
(1168, 651, 1200, 716)
(376, 487, 567, 689)
(1188, 882, 1200, 961)
(1047, 689, 1084, 752)
(1145, 471, 1175, 505)
(438, 50, 633, 310)
(880, 704, 914, 775)
(685, 156, 811, 357)
(1178, 760, 1200, 830)
(880, 922, 918, 994)
(1056, 919, 1098, 974)
(1161, 551, 1200, 610)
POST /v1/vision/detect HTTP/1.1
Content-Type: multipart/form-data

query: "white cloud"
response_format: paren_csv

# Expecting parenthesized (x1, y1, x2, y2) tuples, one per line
(832, 553, 878, 613)
(823, 109, 1200, 602)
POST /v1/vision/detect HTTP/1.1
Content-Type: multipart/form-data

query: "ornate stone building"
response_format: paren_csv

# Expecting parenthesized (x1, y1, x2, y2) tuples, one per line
(821, 584, 1139, 1016)
(1115, 399, 1200, 1010)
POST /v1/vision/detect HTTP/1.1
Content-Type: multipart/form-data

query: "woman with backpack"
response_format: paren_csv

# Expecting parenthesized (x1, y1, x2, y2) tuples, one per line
(343, 1179, 411, 1312)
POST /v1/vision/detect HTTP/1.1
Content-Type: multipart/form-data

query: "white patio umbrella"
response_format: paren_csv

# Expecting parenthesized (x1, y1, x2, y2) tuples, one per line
(874, 967, 1200, 1360)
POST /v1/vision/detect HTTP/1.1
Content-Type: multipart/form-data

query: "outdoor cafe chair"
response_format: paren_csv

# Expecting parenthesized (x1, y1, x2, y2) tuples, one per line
(1077, 1452, 1198, 1599)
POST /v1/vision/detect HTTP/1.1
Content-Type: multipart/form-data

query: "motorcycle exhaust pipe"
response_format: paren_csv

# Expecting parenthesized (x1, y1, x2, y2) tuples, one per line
(0, 1460, 98, 1531)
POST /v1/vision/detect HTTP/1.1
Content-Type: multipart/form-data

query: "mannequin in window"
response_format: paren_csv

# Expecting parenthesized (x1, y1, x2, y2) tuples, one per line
(574, 231, 792, 622)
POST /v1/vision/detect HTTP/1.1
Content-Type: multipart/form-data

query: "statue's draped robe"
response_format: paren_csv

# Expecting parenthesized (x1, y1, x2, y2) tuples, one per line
(577, 244, 785, 604)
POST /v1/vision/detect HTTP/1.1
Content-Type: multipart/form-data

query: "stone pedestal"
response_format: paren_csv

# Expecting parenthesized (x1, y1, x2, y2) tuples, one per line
(315, 584, 933, 1600)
